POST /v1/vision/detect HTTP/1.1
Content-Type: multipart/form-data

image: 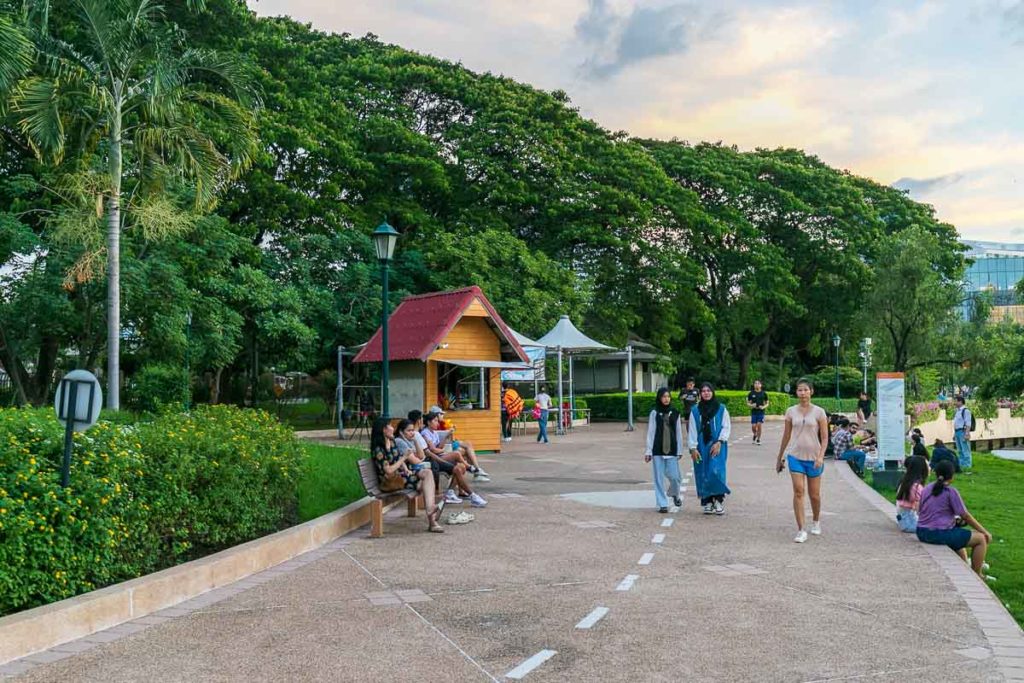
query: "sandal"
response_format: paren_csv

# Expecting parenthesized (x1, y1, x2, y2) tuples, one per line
(427, 508, 445, 533)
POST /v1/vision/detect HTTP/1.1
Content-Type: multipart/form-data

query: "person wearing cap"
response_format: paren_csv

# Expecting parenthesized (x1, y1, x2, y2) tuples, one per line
(427, 405, 491, 482)
(421, 412, 488, 507)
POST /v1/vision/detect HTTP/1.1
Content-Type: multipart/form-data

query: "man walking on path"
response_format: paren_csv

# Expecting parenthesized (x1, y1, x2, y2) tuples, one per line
(746, 379, 768, 445)
(534, 386, 552, 443)
(953, 396, 973, 471)
(678, 378, 699, 433)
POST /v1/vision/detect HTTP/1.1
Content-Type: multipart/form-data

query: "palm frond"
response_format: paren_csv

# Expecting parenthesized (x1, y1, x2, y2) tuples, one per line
(183, 89, 258, 176)
(178, 47, 263, 110)
(11, 76, 65, 162)
(0, 15, 33, 94)
(134, 123, 229, 209)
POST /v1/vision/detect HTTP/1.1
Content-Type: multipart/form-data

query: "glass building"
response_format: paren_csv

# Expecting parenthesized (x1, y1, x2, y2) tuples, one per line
(962, 240, 1024, 321)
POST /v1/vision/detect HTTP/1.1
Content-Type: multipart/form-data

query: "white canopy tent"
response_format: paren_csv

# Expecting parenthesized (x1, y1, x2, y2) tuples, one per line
(536, 315, 619, 434)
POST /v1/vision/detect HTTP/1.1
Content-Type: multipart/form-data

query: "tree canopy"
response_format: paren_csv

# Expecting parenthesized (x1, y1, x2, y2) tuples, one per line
(0, 0, 969, 406)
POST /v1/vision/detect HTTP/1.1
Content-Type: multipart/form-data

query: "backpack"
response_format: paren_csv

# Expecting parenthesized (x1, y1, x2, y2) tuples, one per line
(960, 407, 976, 432)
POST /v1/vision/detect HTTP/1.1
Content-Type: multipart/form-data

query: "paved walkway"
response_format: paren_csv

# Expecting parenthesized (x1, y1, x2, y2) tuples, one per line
(6, 422, 1024, 681)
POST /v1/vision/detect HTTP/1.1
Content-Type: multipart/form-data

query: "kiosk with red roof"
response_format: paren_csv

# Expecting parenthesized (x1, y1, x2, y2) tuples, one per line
(353, 286, 530, 452)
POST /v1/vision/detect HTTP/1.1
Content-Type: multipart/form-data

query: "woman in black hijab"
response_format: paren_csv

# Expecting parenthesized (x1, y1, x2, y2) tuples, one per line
(687, 382, 732, 515)
(644, 387, 684, 512)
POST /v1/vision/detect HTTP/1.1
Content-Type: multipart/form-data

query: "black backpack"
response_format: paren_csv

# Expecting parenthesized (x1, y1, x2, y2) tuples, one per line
(961, 407, 976, 432)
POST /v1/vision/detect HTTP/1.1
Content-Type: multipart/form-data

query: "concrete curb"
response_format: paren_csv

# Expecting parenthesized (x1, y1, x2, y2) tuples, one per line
(0, 495, 386, 666)
(834, 460, 1024, 680)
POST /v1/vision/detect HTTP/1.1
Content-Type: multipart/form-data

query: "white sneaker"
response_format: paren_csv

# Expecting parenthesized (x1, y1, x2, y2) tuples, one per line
(444, 490, 462, 504)
(794, 530, 808, 543)
(476, 467, 490, 477)
(469, 493, 488, 507)
(810, 521, 821, 536)
(474, 472, 491, 482)
(713, 500, 724, 515)
(446, 511, 474, 524)
(702, 503, 714, 514)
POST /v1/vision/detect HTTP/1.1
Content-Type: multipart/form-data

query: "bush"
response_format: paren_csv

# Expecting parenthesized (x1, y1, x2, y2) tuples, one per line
(580, 390, 791, 421)
(0, 405, 301, 616)
(125, 363, 190, 413)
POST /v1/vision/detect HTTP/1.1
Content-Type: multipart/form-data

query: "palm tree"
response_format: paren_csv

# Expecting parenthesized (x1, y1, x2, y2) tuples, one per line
(1, 0, 259, 409)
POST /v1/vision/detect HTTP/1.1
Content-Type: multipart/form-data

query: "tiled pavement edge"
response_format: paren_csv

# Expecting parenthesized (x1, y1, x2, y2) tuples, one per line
(835, 460, 1024, 681)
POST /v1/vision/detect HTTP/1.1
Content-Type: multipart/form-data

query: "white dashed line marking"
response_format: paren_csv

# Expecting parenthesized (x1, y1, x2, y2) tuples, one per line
(638, 553, 654, 566)
(575, 607, 610, 629)
(652, 534, 665, 544)
(616, 574, 639, 591)
(506, 650, 557, 679)
(661, 518, 674, 527)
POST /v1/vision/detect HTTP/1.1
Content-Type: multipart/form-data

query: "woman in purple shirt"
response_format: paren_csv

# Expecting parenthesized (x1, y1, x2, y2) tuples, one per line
(916, 460, 992, 576)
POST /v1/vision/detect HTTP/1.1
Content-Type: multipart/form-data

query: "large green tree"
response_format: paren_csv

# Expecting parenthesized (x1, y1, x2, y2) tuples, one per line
(0, 0, 258, 408)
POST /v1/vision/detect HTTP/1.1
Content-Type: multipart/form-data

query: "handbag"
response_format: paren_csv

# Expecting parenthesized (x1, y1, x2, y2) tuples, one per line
(379, 470, 406, 492)
(532, 405, 542, 420)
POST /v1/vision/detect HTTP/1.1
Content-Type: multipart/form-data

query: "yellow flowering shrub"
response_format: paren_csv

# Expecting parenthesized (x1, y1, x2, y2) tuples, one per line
(0, 405, 300, 616)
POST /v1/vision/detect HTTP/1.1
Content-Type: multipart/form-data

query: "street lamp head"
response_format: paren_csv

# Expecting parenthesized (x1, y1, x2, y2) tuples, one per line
(372, 220, 400, 263)
(832, 334, 841, 347)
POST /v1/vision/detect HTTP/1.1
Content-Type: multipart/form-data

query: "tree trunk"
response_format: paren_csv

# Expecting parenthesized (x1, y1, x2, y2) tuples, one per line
(211, 366, 223, 404)
(0, 324, 29, 406)
(106, 97, 123, 410)
(30, 334, 59, 404)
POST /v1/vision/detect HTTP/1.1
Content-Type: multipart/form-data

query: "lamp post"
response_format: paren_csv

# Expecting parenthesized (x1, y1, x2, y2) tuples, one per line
(832, 334, 841, 401)
(372, 220, 400, 418)
(859, 337, 872, 393)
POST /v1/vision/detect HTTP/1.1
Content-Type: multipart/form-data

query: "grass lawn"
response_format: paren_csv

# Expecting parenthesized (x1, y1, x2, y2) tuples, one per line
(262, 398, 338, 431)
(867, 453, 1024, 628)
(297, 442, 369, 522)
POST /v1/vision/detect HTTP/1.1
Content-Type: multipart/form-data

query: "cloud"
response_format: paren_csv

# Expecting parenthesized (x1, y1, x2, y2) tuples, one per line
(893, 173, 965, 195)
(576, 1, 720, 79)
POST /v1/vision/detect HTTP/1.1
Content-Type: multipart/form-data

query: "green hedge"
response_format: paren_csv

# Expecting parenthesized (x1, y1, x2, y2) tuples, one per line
(521, 397, 588, 419)
(579, 392, 860, 421)
(0, 405, 301, 616)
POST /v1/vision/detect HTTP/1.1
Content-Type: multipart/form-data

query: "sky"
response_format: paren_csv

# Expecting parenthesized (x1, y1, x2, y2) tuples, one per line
(247, 0, 1024, 243)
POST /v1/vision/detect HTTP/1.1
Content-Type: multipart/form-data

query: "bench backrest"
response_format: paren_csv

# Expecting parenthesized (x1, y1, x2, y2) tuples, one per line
(358, 458, 383, 497)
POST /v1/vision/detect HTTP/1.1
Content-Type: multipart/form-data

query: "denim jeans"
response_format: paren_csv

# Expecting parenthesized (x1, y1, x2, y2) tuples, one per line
(954, 428, 972, 470)
(537, 409, 549, 442)
(651, 456, 682, 509)
(838, 449, 866, 473)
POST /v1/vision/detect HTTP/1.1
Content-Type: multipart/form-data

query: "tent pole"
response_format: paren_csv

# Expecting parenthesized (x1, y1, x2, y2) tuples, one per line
(568, 354, 574, 431)
(626, 344, 634, 432)
(557, 346, 564, 435)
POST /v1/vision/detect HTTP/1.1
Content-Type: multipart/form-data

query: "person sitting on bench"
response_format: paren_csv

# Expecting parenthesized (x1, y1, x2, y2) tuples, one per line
(421, 411, 487, 508)
(370, 417, 444, 533)
(428, 405, 491, 482)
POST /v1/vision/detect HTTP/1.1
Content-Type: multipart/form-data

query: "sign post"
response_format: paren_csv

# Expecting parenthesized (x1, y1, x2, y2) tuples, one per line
(875, 372, 905, 473)
(53, 370, 103, 488)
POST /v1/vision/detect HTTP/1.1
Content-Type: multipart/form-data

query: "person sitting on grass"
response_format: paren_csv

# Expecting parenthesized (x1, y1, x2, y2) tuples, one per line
(915, 460, 992, 577)
(371, 417, 444, 533)
(421, 411, 487, 507)
(831, 417, 867, 477)
(895, 455, 929, 533)
(930, 439, 960, 473)
(428, 405, 491, 482)
(911, 432, 929, 459)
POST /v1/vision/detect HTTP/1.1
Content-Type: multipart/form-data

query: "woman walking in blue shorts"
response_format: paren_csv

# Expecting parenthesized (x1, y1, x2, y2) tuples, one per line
(775, 378, 829, 543)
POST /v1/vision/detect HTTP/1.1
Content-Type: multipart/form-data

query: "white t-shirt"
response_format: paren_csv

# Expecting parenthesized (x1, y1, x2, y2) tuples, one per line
(535, 392, 552, 410)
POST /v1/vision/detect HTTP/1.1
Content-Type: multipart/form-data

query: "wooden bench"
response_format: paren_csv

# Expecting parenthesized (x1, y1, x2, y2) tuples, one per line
(357, 459, 422, 538)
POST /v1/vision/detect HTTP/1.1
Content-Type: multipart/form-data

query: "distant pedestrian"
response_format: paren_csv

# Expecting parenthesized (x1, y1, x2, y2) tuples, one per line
(930, 439, 960, 473)
(746, 379, 769, 445)
(856, 391, 872, 424)
(688, 382, 731, 515)
(644, 388, 684, 513)
(534, 386, 552, 443)
(952, 396, 973, 470)
(678, 378, 699, 431)
(776, 378, 829, 543)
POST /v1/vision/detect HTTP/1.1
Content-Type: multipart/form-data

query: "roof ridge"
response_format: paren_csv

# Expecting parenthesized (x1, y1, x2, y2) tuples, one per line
(401, 286, 480, 301)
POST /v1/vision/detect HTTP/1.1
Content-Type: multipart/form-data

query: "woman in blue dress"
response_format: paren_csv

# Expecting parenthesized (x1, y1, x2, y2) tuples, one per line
(688, 382, 732, 515)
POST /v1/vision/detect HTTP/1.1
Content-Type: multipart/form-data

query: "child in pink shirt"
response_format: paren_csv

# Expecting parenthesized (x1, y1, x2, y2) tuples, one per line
(895, 455, 928, 532)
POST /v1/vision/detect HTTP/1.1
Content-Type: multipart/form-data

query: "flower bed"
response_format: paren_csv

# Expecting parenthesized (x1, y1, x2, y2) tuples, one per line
(0, 405, 302, 617)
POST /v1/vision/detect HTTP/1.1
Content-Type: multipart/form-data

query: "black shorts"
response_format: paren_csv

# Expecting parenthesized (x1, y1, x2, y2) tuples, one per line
(431, 459, 455, 475)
